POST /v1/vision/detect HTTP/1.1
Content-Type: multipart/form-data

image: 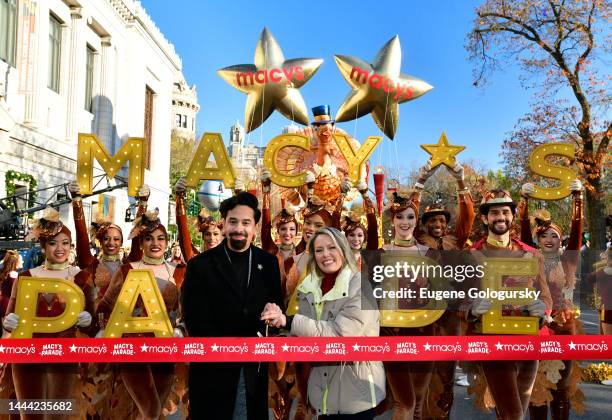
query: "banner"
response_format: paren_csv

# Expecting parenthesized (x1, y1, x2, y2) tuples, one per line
(0, 335, 609, 363)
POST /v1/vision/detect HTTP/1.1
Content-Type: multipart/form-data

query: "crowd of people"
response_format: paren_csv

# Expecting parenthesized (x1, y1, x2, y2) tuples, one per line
(0, 104, 609, 420)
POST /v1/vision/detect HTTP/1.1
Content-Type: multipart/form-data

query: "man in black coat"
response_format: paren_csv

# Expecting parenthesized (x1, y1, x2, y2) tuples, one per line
(181, 192, 283, 419)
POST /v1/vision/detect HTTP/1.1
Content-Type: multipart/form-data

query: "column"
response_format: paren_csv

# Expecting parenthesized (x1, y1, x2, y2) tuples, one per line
(65, 7, 83, 143)
(95, 36, 114, 151)
(23, 1, 43, 126)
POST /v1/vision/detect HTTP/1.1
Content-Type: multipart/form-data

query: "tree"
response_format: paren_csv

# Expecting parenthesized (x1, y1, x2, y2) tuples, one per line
(169, 133, 202, 248)
(467, 0, 610, 250)
(169, 134, 196, 200)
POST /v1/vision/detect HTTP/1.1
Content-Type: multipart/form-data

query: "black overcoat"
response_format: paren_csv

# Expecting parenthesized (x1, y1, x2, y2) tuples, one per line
(181, 239, 283, 419)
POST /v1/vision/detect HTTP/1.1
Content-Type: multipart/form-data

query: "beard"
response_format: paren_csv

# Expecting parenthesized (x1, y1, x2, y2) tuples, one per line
(229, 234, 248, 250)
(488, 220, 510, 235)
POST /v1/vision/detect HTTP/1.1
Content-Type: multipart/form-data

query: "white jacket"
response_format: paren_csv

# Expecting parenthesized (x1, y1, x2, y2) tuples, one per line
(290, 267, 385, 415)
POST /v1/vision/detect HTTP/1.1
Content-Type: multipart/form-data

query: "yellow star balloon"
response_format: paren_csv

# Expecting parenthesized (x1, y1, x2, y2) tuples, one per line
(420, 132, 465, 169)
(334, 35, 433, 139)
(217, 28, 323, 132)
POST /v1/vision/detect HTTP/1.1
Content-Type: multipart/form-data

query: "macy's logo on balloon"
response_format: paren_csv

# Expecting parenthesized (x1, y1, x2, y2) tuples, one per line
(350, 66, 413, 100)
(236, 66, 305, 87)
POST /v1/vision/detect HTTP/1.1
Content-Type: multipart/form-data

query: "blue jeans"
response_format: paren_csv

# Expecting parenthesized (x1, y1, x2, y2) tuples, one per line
(232, 368, 247, 419)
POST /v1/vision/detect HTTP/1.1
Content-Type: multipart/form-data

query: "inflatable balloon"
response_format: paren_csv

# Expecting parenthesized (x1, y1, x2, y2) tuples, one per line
(334, 35, 433, 139)
(217, 28, 323, 133)
(198, 180, 233, 212)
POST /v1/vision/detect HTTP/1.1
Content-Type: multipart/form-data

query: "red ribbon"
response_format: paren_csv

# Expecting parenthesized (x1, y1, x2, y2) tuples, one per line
(0, 335, 609, 363)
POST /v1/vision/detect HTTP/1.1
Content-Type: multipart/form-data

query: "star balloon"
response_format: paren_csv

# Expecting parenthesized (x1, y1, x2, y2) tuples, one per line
(420, 132, 465, 169)
(217, 28, 323, 133)
(334, 36, 433, 139)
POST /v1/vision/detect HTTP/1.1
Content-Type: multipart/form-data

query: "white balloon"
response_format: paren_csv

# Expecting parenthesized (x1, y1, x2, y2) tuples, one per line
(342, 190, 363, 211)
(198, 181, 233, 211)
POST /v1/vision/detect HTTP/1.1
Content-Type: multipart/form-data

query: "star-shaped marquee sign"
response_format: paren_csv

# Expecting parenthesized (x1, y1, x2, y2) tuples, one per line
(334, 35, 433, 139)
(420, 132, 465, 169)
(217, 28, 323, 133)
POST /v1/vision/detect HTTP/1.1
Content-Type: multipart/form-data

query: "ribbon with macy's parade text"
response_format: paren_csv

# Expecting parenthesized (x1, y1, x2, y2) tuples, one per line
(0, 335, 609, 363)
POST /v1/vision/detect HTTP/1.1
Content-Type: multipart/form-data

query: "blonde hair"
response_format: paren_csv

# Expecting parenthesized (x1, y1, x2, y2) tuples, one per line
(307, 227, 358, 277)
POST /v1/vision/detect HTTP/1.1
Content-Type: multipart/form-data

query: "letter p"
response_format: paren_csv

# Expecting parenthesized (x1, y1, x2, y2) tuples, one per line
(12, 277, 85, 338)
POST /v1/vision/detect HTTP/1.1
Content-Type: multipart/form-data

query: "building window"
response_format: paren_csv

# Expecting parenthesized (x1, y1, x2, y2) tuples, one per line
(0, 0, 17, 66)
(48, 14, 62, 92)
(144, 86, 155, 169)
(175, 114, 189, 129)
(84, 45, 95, 112)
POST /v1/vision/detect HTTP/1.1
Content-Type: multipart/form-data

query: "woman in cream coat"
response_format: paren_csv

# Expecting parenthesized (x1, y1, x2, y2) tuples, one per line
(262, 227, 385, 419)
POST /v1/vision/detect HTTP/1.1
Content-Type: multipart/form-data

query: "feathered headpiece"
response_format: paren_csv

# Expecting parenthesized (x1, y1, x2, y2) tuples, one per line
(342, 212, 367, 238)
(303, 195, 333, 226)
(386, 187, 419, 218)
(128, 209, 166, 240)
(273, 207, 299, 230)
(531, 208, 562, 238)
(90, 215, 123, 242)
(196, 208, 223, 233)
(28, 207, 71, 244)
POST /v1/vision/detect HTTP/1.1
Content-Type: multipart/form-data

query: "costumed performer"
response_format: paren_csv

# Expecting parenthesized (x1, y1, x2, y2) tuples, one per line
(95, 210, 185, 420)
(469, 189, 552, 420)
(377, 185, 441, 420)
(0, 250, 21, 317)
(520, 180, 585, 419)
(2, 208, 96, 420)
(341, 180, 379, 270)
(68, 181, 150, 304)
(174, 177, 224, 262)
(415, 161, 474, 420)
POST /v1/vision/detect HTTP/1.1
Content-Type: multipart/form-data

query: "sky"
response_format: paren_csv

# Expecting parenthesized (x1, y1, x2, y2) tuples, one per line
(141, 0, 536, 174)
